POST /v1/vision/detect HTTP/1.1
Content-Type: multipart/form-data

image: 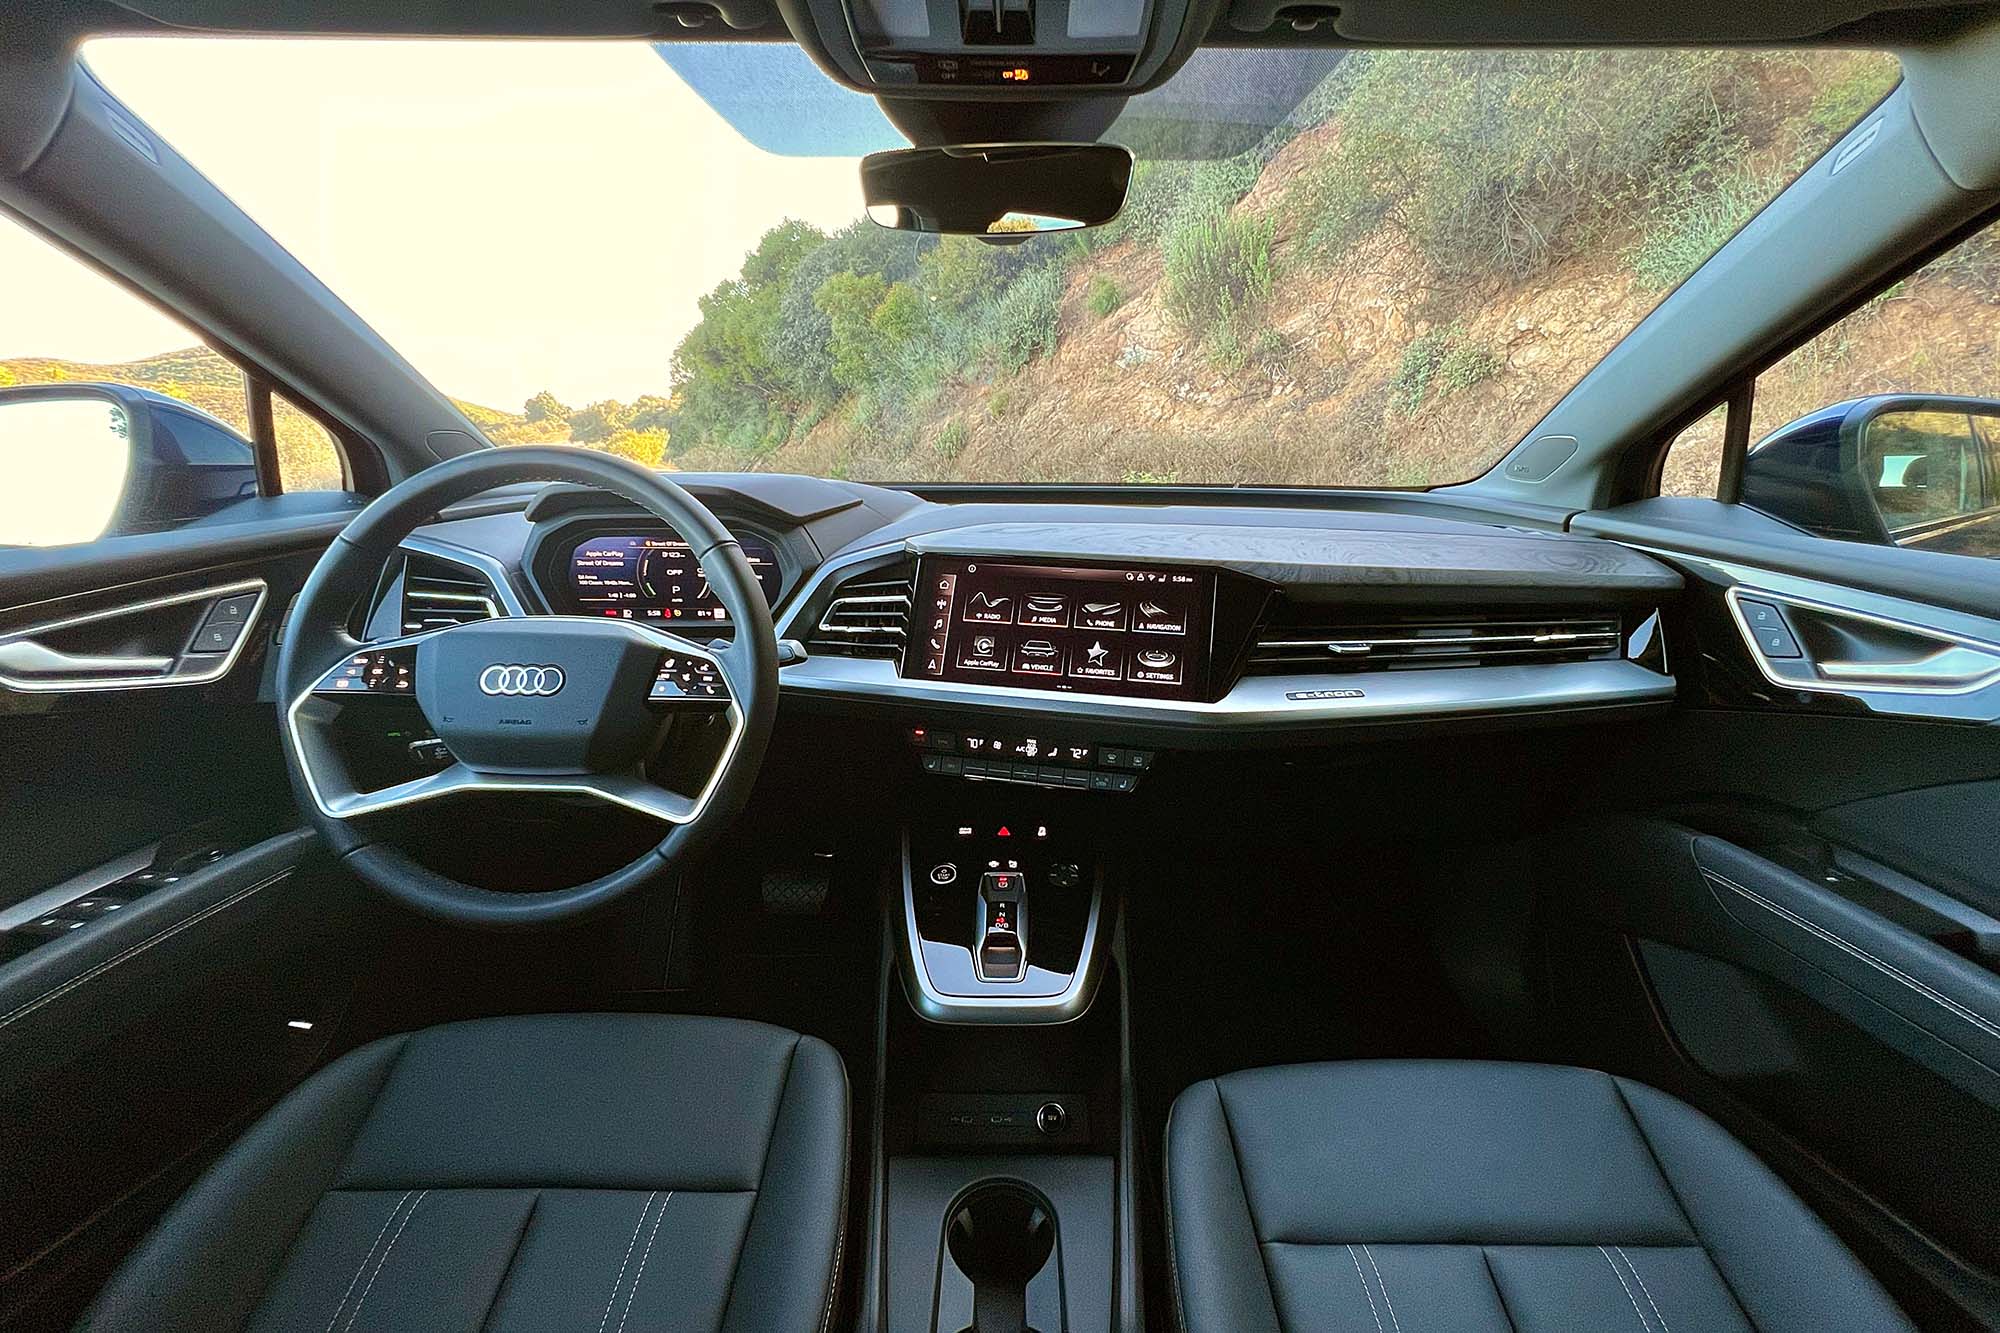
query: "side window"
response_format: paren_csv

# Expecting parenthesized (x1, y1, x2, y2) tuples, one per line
(0, 210, 344, 546)
(1735, 218, 2000, 558)
(273, 391, 346, 492)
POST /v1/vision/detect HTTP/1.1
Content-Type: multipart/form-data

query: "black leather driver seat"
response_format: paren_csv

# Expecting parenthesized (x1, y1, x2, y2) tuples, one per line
(1166, 1060, 1914, 1333)
(78, 1014, 848, 1332)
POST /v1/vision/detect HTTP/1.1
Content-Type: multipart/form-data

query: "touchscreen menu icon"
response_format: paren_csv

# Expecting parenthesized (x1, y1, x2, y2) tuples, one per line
(922, 573, 957, 675)
(1021, 594, 1069, 627)
(1069, 638, 1123, 683)
(1130, 647, 1183, 685)
(1076, 599, 1126, 632)
(1012, 638, 1065, 677)
(964, 592, 1014, 624)
(1133, 596, 1188, 635)
(957, 632, 1007, 672)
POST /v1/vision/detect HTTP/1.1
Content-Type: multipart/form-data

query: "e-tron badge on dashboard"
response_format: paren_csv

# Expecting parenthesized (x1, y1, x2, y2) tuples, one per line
(1285, 688, 1365, 702)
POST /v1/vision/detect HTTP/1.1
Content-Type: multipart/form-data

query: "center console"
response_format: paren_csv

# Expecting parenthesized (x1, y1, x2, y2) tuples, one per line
(875, 791, 1132, 1332)
(899, 804, 1105, 1024)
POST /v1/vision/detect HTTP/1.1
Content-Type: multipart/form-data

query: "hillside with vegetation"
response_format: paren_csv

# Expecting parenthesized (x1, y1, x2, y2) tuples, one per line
(644, 48, 1987, 489)
(11, 50, 1992, 496)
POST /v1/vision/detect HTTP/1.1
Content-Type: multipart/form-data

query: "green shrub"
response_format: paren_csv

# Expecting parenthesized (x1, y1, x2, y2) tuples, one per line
(1391, 325, 1498, 414)
(1296, 50, 1756, 281)
(1163, 209, 1275, 367)
(1086, 275, 1124, 318)
(988, 263, 1067, 374)
(933, 417, 969, 459)
(987, 388, 1013, 418)
(1437, 340, 1502, 393)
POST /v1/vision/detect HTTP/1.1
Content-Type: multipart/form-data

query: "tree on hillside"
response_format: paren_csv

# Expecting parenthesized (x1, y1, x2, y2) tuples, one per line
(524, 390, 570, 423)
(567, 400, 630, 443)
(666, 221, 831, 454)
(813, 270, 891, 391)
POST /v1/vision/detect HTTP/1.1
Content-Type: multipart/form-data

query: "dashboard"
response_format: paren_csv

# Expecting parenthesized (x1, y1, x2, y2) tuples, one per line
(391, 474, 1684, 761)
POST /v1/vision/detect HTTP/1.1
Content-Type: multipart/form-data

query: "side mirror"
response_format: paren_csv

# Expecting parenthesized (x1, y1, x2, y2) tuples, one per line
(0, 384, 259, 547)
(1740, 394, 2000, 556)
(860, 142, 1133, 238)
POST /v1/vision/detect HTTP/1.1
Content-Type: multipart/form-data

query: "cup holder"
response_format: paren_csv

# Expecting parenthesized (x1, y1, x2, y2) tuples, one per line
(943, 1179, 1057, 1333)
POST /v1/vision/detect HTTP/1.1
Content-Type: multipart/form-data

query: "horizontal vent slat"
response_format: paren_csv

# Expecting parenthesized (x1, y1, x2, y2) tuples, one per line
(1248, 611, 1625, 675)
(401, 555, 501, 634)
(807, 562, 914, 659)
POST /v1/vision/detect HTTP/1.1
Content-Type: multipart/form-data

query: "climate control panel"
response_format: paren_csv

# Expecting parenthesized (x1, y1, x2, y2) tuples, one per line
(905, 725, 1153, 792)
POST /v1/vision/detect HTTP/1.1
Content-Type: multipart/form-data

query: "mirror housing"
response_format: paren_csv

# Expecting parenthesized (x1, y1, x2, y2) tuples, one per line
(860, 142, 1133, 236)
(1740, 394, 2000, 555)
(0, 383, 260, 547)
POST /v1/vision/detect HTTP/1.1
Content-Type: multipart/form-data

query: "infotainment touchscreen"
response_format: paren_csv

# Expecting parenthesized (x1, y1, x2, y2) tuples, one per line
(906, 557, 1215, 701)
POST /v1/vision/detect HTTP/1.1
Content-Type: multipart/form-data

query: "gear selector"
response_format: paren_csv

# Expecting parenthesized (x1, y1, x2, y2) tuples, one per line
(977, 870, 1027, 981)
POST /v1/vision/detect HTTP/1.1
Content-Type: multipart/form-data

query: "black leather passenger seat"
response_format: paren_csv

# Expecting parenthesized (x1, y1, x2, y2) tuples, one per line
(1166, 1060, 1914, 1332)
(78, 1013, 848, 1332)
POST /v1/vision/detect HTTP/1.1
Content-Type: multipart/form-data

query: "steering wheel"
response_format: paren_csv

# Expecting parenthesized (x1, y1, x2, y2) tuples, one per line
(276, 447, 778, 926)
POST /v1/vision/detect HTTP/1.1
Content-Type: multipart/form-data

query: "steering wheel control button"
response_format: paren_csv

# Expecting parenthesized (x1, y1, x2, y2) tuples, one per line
(650, 653, 727, 700)
(315, 647, 416, 696)
(929, 862, 959, 886)
(407, 737, 453, 766)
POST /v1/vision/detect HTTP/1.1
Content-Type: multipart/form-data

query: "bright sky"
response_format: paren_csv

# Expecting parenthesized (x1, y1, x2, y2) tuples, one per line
(0, 40, 869, 410)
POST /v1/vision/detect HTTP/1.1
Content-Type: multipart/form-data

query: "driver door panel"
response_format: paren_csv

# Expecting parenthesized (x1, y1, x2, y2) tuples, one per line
(0, 519, 369, 1331)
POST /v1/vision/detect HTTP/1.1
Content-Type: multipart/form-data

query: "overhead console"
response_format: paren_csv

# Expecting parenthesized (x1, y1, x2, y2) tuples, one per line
(778, 0, 1210, 94)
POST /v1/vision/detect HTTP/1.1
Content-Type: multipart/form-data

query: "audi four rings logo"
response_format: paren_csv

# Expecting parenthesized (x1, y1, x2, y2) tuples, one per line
(478, 664, 565, 697)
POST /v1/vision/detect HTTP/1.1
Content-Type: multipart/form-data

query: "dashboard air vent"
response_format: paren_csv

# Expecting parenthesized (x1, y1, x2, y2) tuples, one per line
(401, 553, 501, 634)
(809, 560, 915, 659)
(1248, 607, 1624, 674)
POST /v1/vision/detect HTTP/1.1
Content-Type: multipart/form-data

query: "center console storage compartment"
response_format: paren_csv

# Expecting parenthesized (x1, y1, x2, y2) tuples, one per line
(887, 1159, 1114, 1333)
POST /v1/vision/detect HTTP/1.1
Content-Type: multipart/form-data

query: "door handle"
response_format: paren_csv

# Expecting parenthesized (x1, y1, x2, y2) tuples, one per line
(0, 639, 176, 680)
(1818, 644, 2000, 688)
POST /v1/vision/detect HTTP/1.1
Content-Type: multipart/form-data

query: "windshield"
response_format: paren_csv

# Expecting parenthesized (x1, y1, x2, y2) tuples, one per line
(53, 40, 1896, 487)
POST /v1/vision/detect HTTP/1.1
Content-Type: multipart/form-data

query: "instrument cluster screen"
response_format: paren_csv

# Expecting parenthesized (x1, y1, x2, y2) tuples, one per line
(907, 557, 1214, 701)
(566, 531, 781, 622)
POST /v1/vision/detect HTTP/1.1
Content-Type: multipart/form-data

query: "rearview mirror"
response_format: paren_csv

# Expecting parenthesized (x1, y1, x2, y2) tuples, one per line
(860, 142, 1133, 237)
(1741, 394, 2000, 558)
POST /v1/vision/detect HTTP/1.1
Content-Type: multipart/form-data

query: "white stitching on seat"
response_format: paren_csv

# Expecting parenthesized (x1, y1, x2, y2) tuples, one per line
(1362, 1245, 1404, 1333)
(0, 873, 286, 1033)
(1615, 1245, 1671, 1333)
(1703, 869, 2000, 1042)
(344, 1188, 428, 1332)
(614, 1190, 671, 1333)
(597, 1192, 659, 1333)
(1599, 1244, 1655, 1332)
(324, 1190, 412, 1333)
(1346, 1245, 1386, 1333)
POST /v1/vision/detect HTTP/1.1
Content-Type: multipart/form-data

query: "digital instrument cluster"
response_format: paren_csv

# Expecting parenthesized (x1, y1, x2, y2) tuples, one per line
(905, 557, 1214, 701)
(564, 531, 782, 622)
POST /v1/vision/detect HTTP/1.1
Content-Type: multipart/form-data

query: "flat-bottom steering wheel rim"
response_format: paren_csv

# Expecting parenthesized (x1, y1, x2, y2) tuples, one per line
(276, 446, 779, 927)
